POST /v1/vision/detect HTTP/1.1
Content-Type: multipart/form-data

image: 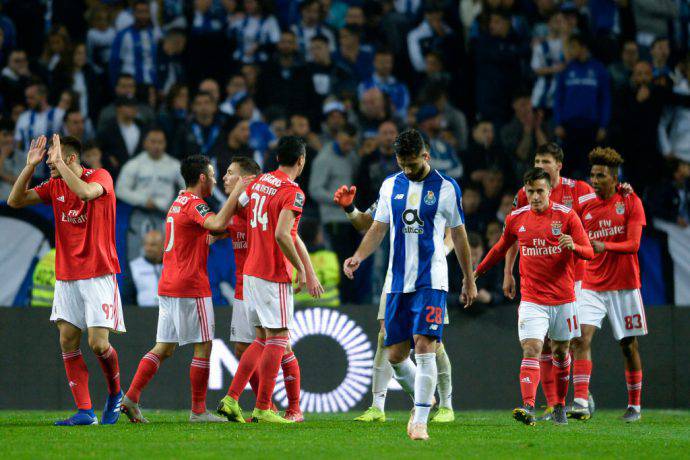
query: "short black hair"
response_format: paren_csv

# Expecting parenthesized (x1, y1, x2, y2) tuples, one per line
(393, 129, 425, 158)
(0, 119, 14, 133)
(337, 123, 358, 137)
(341, 25, 362, 37)
(534, 142, 564, 163)
(523, 167, 551, 187)
(651, 36, 669, 49)
(194, 90, 214, 102)
(310, 34, 330, 44)
(60, 136, 82, 158)
(276, 135, 306, 166)
(117, 73, 135, 82)
(568, 32, 590, 49)
(181, 155, 211, 187)
(375, 46, 394, 57)
(231, 156, 261, 175)
(63, 109, 82, 121)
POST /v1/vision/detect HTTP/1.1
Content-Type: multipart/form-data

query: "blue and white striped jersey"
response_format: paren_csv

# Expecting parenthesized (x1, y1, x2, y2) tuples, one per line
(374, 170, 464, 293)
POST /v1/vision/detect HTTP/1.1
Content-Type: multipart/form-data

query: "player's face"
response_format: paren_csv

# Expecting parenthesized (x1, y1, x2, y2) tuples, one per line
(533, 154, 561, 181)
(201, 165, 216, 197)
(590, 165, 616, 197)
(525, 178, 551, 212)
(47, 145, 77, 178)
(397, 150, 430, 181)
(224, 163, 242, 194)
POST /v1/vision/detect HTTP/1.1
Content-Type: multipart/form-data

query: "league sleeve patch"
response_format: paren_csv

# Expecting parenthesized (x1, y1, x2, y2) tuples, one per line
(293, 192, 304, 209)
(195, 203, 211, 217)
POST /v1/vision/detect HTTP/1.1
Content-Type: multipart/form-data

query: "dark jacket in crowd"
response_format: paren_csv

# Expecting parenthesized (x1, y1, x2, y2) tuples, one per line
(554, 57, 611, 129)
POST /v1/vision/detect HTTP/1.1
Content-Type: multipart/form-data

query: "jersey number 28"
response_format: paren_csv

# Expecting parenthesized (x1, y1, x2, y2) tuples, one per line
(250, 193, 269, 231)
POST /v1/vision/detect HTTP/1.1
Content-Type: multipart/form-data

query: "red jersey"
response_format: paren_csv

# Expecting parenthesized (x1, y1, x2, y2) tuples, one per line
(158, 191, 213, 298)
(578, 191, 646, 291)
(33, 168, 120, 281)
(239, 169, 304, 283)
(229, 205, 248, 300)
(514, 176, 593, 281)
(476, 202, 593, 305)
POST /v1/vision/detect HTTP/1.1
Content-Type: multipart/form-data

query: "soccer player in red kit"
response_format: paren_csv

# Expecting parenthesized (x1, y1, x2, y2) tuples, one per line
(568, 148, 647, 423)
(222, 157, 303, 420)
(474, 168, 594, 426)
(505, 143, 594, 420)
(217, 136, 324, 423)
(8, 134, 123, 426)
(121, 155, 247, 423)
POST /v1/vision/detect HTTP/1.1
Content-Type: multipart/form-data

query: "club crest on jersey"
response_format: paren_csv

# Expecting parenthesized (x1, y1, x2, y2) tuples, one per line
(616, 202, 625, 215)
(424, 190, 437, 206)
(551, 221, 562, 236)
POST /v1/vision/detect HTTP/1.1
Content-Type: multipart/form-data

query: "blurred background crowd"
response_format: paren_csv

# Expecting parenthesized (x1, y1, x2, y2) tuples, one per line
(0, 0, 688, 310)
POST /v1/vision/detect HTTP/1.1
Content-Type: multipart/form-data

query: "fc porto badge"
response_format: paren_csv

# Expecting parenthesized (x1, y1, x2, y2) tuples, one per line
(551, 221, 562, 236)
(424, 190, 437, 206)
(616, 202, 625, 215)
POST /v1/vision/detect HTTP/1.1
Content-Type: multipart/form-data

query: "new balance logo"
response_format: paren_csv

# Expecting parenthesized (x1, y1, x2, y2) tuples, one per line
(585, 213, 592, 220)
(518, 226, 526, 232)
(394, 194, 405, 200)
(57, 195, 65, 202)
(520, 377, 531, 383)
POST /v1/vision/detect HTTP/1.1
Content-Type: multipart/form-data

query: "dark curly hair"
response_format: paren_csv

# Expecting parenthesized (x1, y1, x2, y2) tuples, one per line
(589, 147, 624, 177)
(393, 129, 425, 159)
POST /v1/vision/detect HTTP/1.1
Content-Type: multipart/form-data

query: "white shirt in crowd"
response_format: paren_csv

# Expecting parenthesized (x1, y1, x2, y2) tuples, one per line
(116, 151, 184, 211)
(129, 256, 162, 307)
(119, 122, 141, 157)
(14, 107, 65, 150)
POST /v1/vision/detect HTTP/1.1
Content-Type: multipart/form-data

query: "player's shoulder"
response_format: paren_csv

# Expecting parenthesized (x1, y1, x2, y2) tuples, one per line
(510, 204, 531, 217)
(552, 202, 573, 215)
(560, 176, 577, 188)
(379, 171, 404, 194)
(435, 170, 460, 188)
(83, 167, 111, 180)
(578, 190, 598, 206)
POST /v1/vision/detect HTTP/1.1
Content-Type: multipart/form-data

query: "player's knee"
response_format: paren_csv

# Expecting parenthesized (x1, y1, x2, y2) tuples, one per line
(88, 337, 110, 355)
(521, 342, 542, 358)
(386, 348, 407, 364)
(59, 334, 80, 352)
(619, 337, 637, 357)
(570, 336, 590, 352)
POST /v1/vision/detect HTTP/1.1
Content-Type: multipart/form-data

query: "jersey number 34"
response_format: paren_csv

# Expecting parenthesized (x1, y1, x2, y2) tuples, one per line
(250, 192, 269, 231)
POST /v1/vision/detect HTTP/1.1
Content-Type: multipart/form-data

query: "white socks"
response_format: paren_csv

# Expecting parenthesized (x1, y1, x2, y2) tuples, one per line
(413, 353, 437, 424)
(435, 343, 453, 410)
(371, 331, 394, 411)
(391, 357, 416, 399)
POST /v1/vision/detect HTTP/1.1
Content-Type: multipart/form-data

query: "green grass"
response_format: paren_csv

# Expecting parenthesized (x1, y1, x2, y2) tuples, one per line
(1, 410, 689, 459)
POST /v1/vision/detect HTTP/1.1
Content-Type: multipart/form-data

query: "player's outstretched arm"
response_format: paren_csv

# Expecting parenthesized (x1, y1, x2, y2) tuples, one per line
(295, 235, 325, 298)
(49, 134, 104, 201)
(8, 136, 48, 208)
(451, 225, 478, 308)
(475, 228, 516, 278)
(594, 222, 643, 254)
(333, 185, 374, 232)
(203, 176, 253, 232)
(343, 220, 388, 280)
(502, 242, 518, 298)
(275, 209, 307, 291)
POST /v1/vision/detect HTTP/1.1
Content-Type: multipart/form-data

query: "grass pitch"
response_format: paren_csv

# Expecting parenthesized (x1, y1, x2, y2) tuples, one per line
(1, 410, 689, 459)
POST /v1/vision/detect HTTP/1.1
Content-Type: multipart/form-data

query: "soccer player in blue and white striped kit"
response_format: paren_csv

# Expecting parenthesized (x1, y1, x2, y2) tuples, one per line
(344, 129, 477, 440)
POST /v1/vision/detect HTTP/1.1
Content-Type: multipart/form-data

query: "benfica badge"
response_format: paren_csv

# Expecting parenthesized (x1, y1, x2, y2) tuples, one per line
(562, 196, 573, 209)
(551, 221, 562, 236)
(616, 202, 625, 215)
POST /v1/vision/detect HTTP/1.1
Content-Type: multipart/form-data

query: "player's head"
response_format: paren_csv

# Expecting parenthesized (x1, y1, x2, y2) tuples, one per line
(589, 147, 623, 197)
(276, 135, 307, 176)
(393, 129, 430, 181)
(523, 167, 551, 212)
(181, 154, 215, 197)
(533, 142, 563, 182)
(224, 156, 260, 194)
(47, 136, 82, 178)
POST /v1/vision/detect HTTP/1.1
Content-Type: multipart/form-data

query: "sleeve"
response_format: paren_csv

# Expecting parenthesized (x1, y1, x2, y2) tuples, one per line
(365, 199, 378, 217)
(186, 199, 214, 226)
(280, 186, 305, 214)
(530, 42, 544, 71)
(373, 191, 390, 223)
(238, 190, 250, 208)
(407, 29, 426, 72)
(89, 169, 114, 196)
(444, 178, 465, 228)
(628, 195, 647, 227)
(475, 215, 517, 275)
(31, 179, 52, 204)
(568, 212, 594, 260)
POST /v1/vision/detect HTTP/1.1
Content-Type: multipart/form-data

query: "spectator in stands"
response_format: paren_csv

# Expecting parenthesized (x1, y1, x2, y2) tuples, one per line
(81, 142, 103, 169)
(334, 25, 375, 83)
(356, 87, 392, 138)
(658, 56, 690, 163)
(0, 50, 32, 116)
(485, 219, 503, 247)
(500, 92, 548, 180)
(97, 96, 146, 176)
(157, 83, 188, 142)
(479, 169, 505, 217)
(496, 192, 515, 223)
(217, 117, 256, 179)
(186, 0, 227, 87)
(320, 99, 347, 146)
(0, 3, 16, 61)
(473, 10, 528, 126)
(309, 123, 361, 303)
(62, 109, 93, 143)
(632, 0, 678, 52)
(416, 104, 463, 179)
(650, 37, 672, 84)
(530, 11, 567, 111)
(423, 85, 468, 151)
(306, 34, 356, 109)
(128, 230, 164, 307)
(466, 118, 514, 188)
(220, 74, 250, 117)
(109, 0, 159, 87)
(608, 40, 639, 93)
(358, 47, 410, 120)
(98, 73, 156, 131)
(41, 28, 71, 86)
(461, 183, 489, 234)
(174, 90, 226, 159)
(291, 0, 337, 60)
(14, 82, 64, 161)
(198, 78, 222, 105)
(286, 113, 320, 194)
(228, 0, 281, 65)
(86, 6, 116, 74)
(294, 218, 340, 308)
(407, 2, 457, 73)
(156, 28, 187, 94)
(554, 33, 611, 177)
(650, 158, 690, 227)
(354, 120, 399, 209)
(0, 120, 22, 201)
(58, 43, 103, 124)
(234, 95, 275, 156)
(467, 231, 506, 305)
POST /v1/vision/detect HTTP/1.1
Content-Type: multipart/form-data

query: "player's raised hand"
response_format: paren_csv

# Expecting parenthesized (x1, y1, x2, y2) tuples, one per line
(333, 185, 356, 208)
(558, 234, 575, 250)
(307, 273, 325, 298)
(503, 273, 516, 299)
(461, 277, 478, 309)
(48, 133, 63, 165)
(26, 136, 47, 166)
(343, 256, 361, 280)
(619, 182, 634, 196)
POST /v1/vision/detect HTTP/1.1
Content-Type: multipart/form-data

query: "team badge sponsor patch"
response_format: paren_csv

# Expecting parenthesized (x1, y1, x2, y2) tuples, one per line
(195, 203, 211, 217)
(424, 190, 437, 206)
(551, 221, 562, 236)
(562, 196, 573, 209)
(294, 192, 304, 208)
(616, 202, 625, 215)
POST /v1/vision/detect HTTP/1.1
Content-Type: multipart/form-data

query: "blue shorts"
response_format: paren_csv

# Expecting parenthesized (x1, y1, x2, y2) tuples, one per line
(384, 288, 447, 346)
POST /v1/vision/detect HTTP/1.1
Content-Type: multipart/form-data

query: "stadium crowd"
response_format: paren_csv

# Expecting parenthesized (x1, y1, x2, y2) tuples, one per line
(0, 0, 688, 308)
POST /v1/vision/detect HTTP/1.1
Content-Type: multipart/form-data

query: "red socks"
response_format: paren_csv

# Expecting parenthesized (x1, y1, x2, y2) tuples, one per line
(126, 352, 161, 403)
(573, 359, 592, 402)
(190, 357, 210, 414)
(625, 370, 642, 407)
(551, 354, 571, 406)
(539, 354, 556, 407)
(228, 338, 265, 400)
(256, 336, 289, 410)
(62, 350, 92, 410)
(519, 358, 541, 407)
(281, 351, 301, 412)
(249, 370, 260, 396)
(97, 346, 121, 395)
